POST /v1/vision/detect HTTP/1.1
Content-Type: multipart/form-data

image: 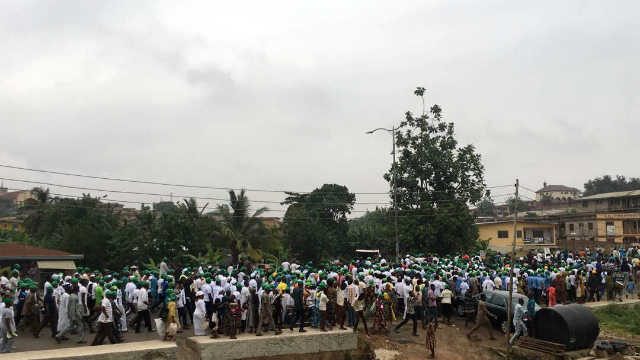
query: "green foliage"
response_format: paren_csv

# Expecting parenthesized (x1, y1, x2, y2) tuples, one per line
(383, 88, 486, 255)
(347, 208, 394, 257)
(476, 196, 496, 217)
(0, 197, 15, 216)
(592, 304, 640, 336)
(583, 175, 640, 196)
(506, 197, 528, 213)
(23, 190, 215, 270)
(0, 229, 32, 244)
(211, 190, 270, 264)
(282, 184, 355, 263)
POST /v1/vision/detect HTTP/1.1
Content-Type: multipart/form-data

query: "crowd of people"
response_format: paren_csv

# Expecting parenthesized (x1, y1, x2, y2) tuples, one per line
(1, 246, 640, 354)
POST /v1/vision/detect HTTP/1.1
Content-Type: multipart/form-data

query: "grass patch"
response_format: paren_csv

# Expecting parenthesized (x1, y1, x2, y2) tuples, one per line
(592, 303, 640, 337)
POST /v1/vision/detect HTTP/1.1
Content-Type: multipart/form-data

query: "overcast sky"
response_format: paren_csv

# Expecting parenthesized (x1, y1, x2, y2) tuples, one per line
(1, 0, 638, 215)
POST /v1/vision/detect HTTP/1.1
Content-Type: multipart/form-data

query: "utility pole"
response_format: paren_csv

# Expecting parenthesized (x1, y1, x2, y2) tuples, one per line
(391, 126, 399, 264)
(507, 178, 519, 347)
(366, 126, 400, 264)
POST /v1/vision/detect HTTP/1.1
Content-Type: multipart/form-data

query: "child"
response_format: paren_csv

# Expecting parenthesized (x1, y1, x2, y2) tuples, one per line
(626, 278, 635, 300)
(164, 293, 179, 341)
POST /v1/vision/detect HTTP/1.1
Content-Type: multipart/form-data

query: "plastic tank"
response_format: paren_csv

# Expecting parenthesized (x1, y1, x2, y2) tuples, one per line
(533, 304, 599, 350)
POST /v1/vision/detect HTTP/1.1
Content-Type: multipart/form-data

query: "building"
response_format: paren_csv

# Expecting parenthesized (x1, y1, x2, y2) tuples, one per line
(0, 188, 35, 208)
(577, 189, 640, 212)
(476, 220, 557, 253)
(535, 183, 581, 201)
(0, 216, 25, 232)
(259, 217, 281, 229)
(595, 212, 640, 245)
(516, 189, 640, 249)
(0, 243, 83, 282)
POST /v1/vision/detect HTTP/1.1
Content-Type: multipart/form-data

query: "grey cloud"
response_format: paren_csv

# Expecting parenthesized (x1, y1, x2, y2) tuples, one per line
(1, 0, 639, 215)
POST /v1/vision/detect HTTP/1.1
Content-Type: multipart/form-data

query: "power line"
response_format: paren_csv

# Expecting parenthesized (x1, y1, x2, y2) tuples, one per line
(1, 176, 502, 207)
(519, 185, 538, 194)
(0, 177, 393, 206)
(0, 163, 513, 195)
(5, 188, 511, 221)
(0, 164, 391, 195)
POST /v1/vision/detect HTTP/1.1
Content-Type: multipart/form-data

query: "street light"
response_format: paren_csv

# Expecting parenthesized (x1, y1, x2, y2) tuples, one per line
(366, 126, 399, 264)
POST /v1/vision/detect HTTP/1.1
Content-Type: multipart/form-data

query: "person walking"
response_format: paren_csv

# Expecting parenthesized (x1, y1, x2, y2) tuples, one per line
(56, 284, 87, 344)
(21, 284, 40, 337)
(247, 287, 259, 333)
(509, 298, 527, 345)
(0, 298, 17, 353)
(336, 282, 347, 330)
(352, 293, 369, 336)
(394, 291, 418, 336)
(91, 290, 117, 345)
(318, 285, 329, 332)
(193, 291, 207, 336)
(133, 282, 152, 333)
(289, 280, 306, 332)
(466, 294, 497, 341)
(440, 285, 453, 325)
(425, 284, 438, 327)
(36, 285, 58, 338)
(257, 285, 280, 336)
(462, 291, 477, 328)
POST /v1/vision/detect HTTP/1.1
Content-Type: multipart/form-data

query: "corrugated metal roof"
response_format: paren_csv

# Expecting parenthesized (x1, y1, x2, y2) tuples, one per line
(580, 190, 640, 201)
(0, 243, 81, 258)
(536, 185, 581, 193)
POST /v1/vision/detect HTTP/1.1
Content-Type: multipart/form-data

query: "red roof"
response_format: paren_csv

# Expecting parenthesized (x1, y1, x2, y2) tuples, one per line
(0, 242, 77, 257)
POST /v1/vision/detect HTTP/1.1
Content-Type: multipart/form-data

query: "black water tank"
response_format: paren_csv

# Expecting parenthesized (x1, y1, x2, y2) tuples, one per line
(533, 304, 599, 350)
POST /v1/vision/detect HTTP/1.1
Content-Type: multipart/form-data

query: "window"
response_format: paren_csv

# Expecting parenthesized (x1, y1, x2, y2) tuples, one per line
(516, 230, 522, 238)
(498, 230, 509, 238)
(582, 201, 588, 208)
(606, 221, 615, 236)
(532, 230, 544, 238)
(569, 224, 575, 232)
(588, 222, 593, 231)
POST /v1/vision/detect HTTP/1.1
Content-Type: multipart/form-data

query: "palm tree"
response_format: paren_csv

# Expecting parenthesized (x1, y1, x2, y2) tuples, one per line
(31, 187, 50, 205)
(213, 190, 268, 264)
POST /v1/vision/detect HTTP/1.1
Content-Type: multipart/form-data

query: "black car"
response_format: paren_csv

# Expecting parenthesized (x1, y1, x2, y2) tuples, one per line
(483, 290, 540, 333)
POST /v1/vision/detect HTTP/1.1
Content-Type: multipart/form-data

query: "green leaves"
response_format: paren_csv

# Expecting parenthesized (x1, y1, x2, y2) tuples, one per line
(282, 184, 356, 263)
(385, 89, 486, 255)
(211, 190, 270, 264)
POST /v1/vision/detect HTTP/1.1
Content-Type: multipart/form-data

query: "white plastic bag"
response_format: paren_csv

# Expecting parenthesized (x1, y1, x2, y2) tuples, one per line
(154, 318, 165, 338)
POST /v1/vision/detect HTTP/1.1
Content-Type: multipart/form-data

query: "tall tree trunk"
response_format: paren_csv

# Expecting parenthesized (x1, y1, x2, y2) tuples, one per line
(230, 241, 239, 265)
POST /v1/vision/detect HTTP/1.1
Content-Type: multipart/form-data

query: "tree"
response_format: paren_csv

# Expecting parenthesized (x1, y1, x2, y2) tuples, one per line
(583, 175, 640, 196)
(23, 190, 215, 269)
(212, 190, 269, 265)
(347, 208, 394, 256)
(506, 197, 528, 213)
(31, 187, 50, 205)
(385, 88, 486, 255)
(476, 195, 496, 217)
(282, 184, 355, 263)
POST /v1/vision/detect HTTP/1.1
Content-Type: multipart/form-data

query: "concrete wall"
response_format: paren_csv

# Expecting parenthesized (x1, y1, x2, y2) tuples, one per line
(181, 329, 358, 360)
(1, 340, 177, 360)
(7, 330, 359, 360)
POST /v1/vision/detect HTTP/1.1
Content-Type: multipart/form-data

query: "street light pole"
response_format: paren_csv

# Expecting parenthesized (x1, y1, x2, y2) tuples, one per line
(367, 126, 399, 263)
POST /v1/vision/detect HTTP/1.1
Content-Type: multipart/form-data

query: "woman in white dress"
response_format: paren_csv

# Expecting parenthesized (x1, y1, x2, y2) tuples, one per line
(56, 286, 71, 335)
(193, 291, 207, 336)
